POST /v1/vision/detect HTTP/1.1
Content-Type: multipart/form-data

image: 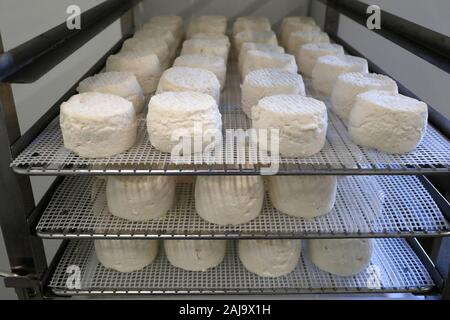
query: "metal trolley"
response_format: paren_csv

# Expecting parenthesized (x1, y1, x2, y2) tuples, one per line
(0, 0, 449, 299)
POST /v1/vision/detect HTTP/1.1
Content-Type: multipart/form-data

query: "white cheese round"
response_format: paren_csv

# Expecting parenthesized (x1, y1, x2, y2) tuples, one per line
(105, 50, 162, 94)
(133, 28, 177, 58)
(267, 175, 337, 218)
(195, 176, 264, 225)
(164, 239, 227, 271)
(281, 20, 320, 48)
(181, 39, 229, 62)
(95, 239, 159, 272)
(174, 54, 227, 90)
(281, 16, 316, 29)
(287, 30, 329, 55)
(331, 72, 398, 122)
(106, 176, 176, 221)
(312, 54, 369, 96)
(252, 94, 328, 157)
(238, 42, 285, 73)
(234, 30, 278, 53)
(348, 90, 428, 154)
(121, 37, 170, 69)
(308, 239, 373, 276)
(188, 33, 230, 47)
(241, 68, 305, 118)
(60, 92, 137, 158)
(241, 50, 297, 79)
(297, 43, 345, 77)
(186, 15, 227, 38)
(238, 239, 301, 277)
(232, 16, 271, 36)
(77, 71, 145, 114)
(147, 91, 222, 153)
(156, 66, 221, 103)
(142, 16, 184, 41)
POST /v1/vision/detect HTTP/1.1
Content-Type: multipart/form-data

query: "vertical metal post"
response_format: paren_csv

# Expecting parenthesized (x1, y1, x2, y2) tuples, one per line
(0, 33, 47, 299)
(120, 8, 135, 36)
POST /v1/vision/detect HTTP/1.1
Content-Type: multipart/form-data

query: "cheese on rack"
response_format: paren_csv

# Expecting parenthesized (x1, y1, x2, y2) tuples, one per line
(312, 54, 369, 96)
(297, 43, 345, 77)
(238, 239, 301, 277)
(267, 175, 337, 218)
(241, 50, 297, 79)
(188, 33, 230, 47)
(121, 38, 170, 69)
(105, 50, 162, 95)
(234, 30, 278, 53)
(142, 16, 184, 40)
(348, 90, 428, 154)
(106, 176, 176, 221)
(308, 239, 373, 276)
(181, 39, 229, 62)
(232, 16, 271, 36)
(252, 94, 328, 157)
(331, 72, 398, 123)
(195, 176, 264, 225)
(156, 66, 221, 103)
(95, 239, 159, 273)
(238, 43, 285, 73)
(241, 68, 305, 118)
(286, 30, 329, 55)
(174, 54, 227, 90)
(186, 15, 227, 38)
(60, 92, 137, 158)
(147, 91, 222, 153)
(281, 20, 319, 48)
(133, 28, 177, 58)
(77, 71, 145, 114)
(164, 239, 227, 271)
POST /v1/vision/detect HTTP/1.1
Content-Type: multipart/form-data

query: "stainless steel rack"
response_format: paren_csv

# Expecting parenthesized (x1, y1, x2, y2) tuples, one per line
(49, 238, 435, 295)
(35, 175, 450, 239)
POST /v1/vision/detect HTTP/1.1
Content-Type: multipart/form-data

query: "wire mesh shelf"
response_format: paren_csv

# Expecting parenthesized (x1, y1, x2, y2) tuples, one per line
(35, 175, 450, 238)
(11, 63, 450, 175)
(48, 238, 435, 295)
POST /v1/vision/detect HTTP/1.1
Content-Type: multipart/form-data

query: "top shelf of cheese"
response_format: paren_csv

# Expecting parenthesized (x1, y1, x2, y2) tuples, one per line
(11, 63, 450, 175)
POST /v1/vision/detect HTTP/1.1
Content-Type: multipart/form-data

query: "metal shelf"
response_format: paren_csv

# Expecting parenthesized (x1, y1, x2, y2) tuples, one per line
(11, 63, 450, 176)
(48, 238, 435, 295)
(35, 175, 450, 239)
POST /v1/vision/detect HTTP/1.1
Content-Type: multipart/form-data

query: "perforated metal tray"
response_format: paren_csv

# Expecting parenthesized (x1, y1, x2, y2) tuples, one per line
(35, 175, 450, 238)
(48, 238, 435, 295)
(11, 63, 450, 175)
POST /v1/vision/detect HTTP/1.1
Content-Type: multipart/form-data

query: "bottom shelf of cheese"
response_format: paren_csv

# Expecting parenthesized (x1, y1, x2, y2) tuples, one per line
(48, 238, 435, 296)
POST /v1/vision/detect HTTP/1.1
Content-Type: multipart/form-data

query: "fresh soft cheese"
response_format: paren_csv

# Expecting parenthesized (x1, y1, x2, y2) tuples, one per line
(174, 54, 227, 89)
(297, 43, 344, 77)
(241, 50, 297, 79)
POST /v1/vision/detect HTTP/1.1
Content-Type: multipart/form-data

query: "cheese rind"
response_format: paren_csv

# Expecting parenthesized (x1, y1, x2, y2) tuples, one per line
(331, 72, 398, 122)
(95, 239, 159, 272)
(195, 176, 264, 225)
(297, 43, 344, 77)
(348, 90, 428, 154)
(121, 38, 170, 69)
(252, 94, 328, 157)
(267, 175, 337, 218)
(181, 39, 229, 62)
(106, 176, 176, 221)
(164, 240, 227, 271)
(308, 239, 373, 276)
(238, 43, 285, 73)
(233, 16, 271, 36)
(312, 54, 369, 96)
(234, 30, 278, 53)
(241, 50, 297, 79)
(238, 239, 301, 277)
(287, 31, 329, 55)
(77, 71, 145, 114)
(281, 20, 320, 48)
(186, 15, 227, 38)
(241, 68, 305, 118)
(174, 54, 227, 89)
(60, 92, 137, 158)
(133, 28, 178, 57)
(188, 33, 230, 47)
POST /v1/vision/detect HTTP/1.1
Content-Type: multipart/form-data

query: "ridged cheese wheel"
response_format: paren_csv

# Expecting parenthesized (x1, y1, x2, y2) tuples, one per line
(134, 28, 177, 57)
(252, 94, 327, 157)
(164, 240, 227, 271)
(234, 30, 278, 53)
(238, 42, 285, 73)
(181, 39, 229, 62)
(232, 16, 271, 36)
(106, 176, 176, 221)
(348, 90, 428, 154)
(105, 50, 162, 94)
(95, 240, 159, 272)
(238, 239, 301, 277)
(287, 31, 329, 55)
(308, 239, 373, 276)
(297, 43, 344, 77)
(147, 91, 222, 153)
(188, 33, 230, 47)
(312, 54, 369, 96)
(60, 92, 137, 158)
(241, 68, 305, 118)
(121, 37, 170, 69)
(157, 66, 221, 103)
(195, 176, 264, 225)
(174, 54, 227, 89)
(331, 72, 398, 122)
(267, 176, 337, 218)
(77, 72, 145, 114)
(241, 50, 297, 79)
(186, 15, 227, 38)
(281, 21, 320, 48)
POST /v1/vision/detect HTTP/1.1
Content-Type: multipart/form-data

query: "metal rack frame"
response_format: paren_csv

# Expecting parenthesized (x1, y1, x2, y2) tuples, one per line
(0, 0, 449, 299)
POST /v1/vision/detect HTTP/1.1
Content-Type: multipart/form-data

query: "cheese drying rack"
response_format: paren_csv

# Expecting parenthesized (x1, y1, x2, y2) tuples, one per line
(0, 0, 449, 299)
